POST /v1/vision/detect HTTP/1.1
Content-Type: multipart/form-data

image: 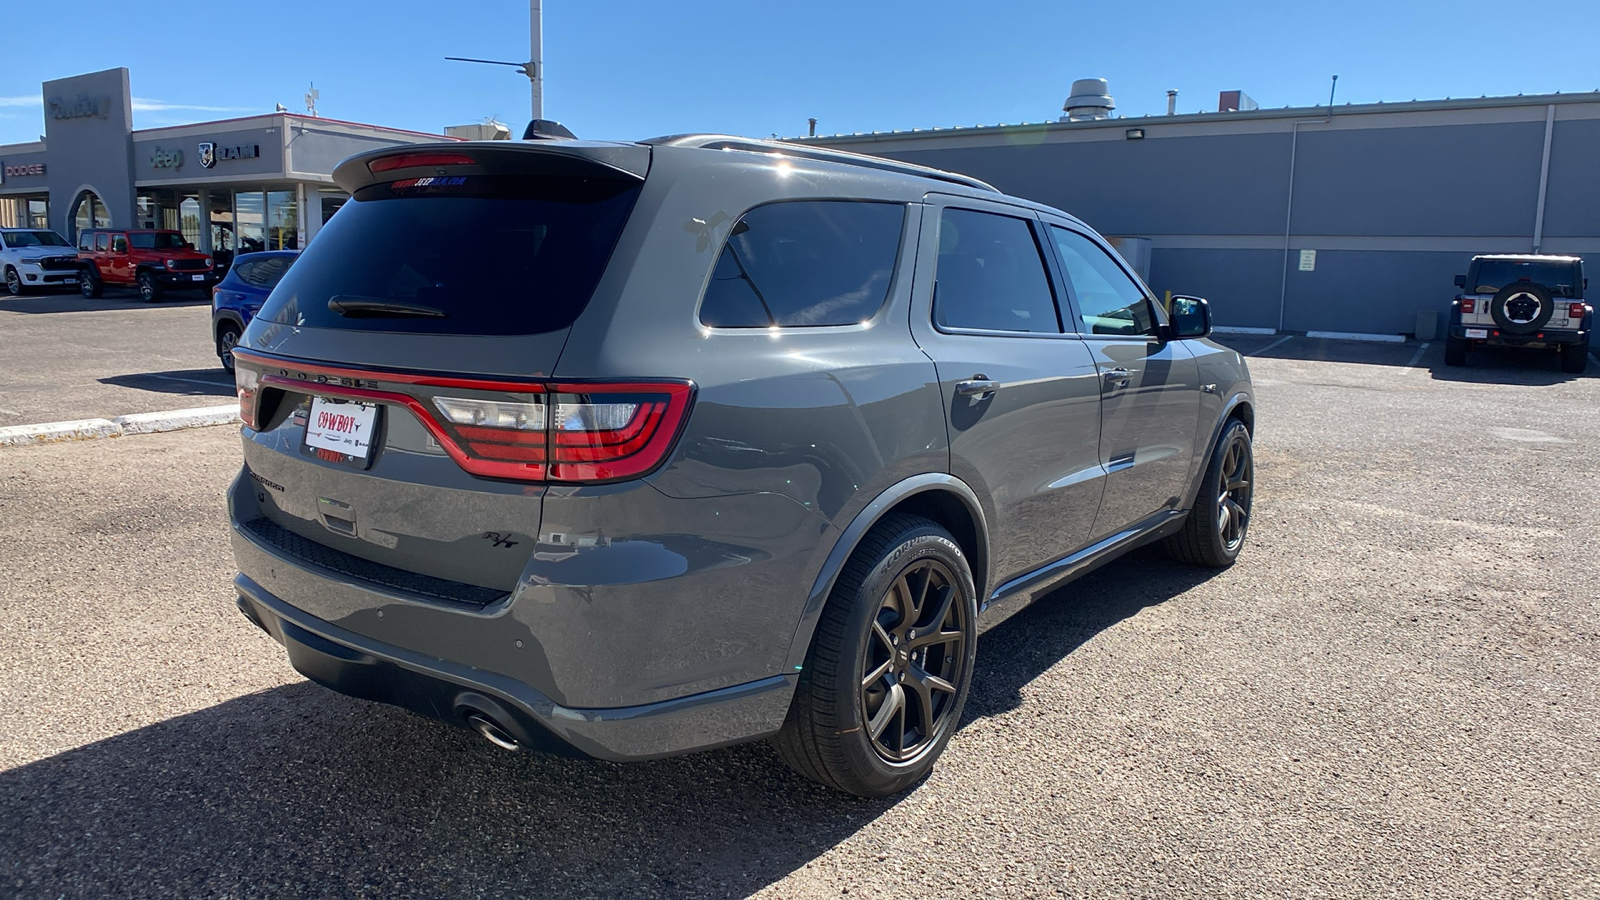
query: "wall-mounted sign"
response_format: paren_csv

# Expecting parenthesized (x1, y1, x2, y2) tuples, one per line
(47, 94, 111, 120)
(1298, 249, 1317, 272)
(1, 162, 47, 179)
(149, 146, 184, 169)
(197, 142, 260, 169)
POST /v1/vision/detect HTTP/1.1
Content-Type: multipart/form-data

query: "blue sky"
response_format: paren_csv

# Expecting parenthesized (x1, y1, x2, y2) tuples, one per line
(3, 0, 1598, 145)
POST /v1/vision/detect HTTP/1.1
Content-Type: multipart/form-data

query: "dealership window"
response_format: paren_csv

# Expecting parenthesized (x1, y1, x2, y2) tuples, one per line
(179, 197, 202, 248)
(72, 191, 110, 238)
(209, 193, 235, 267)
(234, 191, 265, 254)
(26, 199, 48, 229)
(137, 195, 159, 229)
(266, 190, 298, 250)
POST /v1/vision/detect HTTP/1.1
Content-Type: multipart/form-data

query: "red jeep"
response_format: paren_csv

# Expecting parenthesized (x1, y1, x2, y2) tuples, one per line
(77, 228, 217, 302)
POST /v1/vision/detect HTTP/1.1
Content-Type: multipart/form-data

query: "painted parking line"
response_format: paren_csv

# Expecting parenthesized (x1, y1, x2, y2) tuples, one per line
(1402, 342, 1430, 372)
(1247, 335, 1296, 357)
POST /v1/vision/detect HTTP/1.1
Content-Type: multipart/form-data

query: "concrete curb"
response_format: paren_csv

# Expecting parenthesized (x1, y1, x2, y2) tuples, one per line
(0, 404, 239, 448)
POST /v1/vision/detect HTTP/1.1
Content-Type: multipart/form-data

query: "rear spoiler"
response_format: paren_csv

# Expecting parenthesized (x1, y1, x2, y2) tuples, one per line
(333, 141, 650, 194)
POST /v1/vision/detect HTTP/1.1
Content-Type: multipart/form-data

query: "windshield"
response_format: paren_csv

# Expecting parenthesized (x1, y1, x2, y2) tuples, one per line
(128, 233, 190, 250)
(3, 230, 70, 248)
(1472, 260, 1580, 297)
(258, 173, 641, 335)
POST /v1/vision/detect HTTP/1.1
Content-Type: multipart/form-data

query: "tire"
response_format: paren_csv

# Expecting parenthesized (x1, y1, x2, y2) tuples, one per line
(216, 321, 242, 372)
(4, 266, 23, 296)
(1444, 335, 1468, 367)
(1489, 282, 1554, 335)
(79, 267, 102, 299)
(1560, 340, 1590, 374)
(137, 271, 162, 303)
(1165, 418, 1254, 568)
(774, 514, 978, 798)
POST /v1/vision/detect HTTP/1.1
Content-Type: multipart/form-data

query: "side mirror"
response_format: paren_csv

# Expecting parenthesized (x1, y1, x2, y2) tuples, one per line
(1169, 295, 1212, 339)
(1453, 274, 1467, 288)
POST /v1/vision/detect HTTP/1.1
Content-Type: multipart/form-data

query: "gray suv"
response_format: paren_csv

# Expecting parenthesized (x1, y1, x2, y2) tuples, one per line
(228, 135, 1256, 797)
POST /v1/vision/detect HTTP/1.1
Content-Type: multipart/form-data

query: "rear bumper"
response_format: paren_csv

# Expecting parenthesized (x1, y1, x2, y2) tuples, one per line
(235, 572, 797, 761)
(1449, 324, 1588, 346)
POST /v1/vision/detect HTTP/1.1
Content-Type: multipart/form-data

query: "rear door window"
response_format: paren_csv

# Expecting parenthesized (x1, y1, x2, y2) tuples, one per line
(255, 174, 641, 335)
(932, 208, 1060, 333)
(699, 200, 905, 327)
(238, 256, 293, 290)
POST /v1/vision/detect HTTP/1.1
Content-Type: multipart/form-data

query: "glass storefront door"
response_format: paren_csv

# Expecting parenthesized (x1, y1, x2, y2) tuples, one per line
(266, 190, 298, 250)
(234, 191, 265, 255)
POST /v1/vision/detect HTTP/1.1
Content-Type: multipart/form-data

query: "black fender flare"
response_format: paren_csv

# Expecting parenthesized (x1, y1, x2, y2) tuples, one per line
(781, 473, 989, 672)
(1182, 391, 1254, 511)
(211, 309, 245, 339)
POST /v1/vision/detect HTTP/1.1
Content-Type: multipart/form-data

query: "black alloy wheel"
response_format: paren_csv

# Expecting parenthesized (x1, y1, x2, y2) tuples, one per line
(137, 271, 161, 303)
(860, 557, 968, 763)
(217, 324, 241, 372)
(1165, 418, 1254, 568)
(774, 514, 978, 797)
(4, 267, 21, 296)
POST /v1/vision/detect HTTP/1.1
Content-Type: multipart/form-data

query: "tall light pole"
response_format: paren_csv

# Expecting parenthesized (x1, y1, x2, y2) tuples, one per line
(446, 1, 544, 121)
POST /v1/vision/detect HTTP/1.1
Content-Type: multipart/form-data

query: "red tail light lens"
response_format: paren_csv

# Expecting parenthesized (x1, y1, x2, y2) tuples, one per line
(367, 152, 478, 173)
(548, 384, 693, 482)
(1569, 303, 1585, 319)
(1459, 299, 1475, 314)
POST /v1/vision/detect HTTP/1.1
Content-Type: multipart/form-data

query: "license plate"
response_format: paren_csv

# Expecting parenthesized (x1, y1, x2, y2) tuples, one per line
(1466, 328, 1488, 338)
(191, 274, 205, 281)
(305, 397, 378, 460)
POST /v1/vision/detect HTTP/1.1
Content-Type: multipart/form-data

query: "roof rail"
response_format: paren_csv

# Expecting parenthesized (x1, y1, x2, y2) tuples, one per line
(641, 133, 1000, 193)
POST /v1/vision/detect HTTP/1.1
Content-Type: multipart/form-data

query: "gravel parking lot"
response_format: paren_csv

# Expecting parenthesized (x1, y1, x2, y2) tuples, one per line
(0, 334, 1595, 898)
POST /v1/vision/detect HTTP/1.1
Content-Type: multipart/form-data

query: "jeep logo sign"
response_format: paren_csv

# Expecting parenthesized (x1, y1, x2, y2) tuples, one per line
(198, 142, 259, 169)
(150, 146, 184, 169)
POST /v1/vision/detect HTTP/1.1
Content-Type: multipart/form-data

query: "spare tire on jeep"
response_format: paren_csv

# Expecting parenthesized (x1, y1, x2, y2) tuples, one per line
(1490, 282, 1554, 335)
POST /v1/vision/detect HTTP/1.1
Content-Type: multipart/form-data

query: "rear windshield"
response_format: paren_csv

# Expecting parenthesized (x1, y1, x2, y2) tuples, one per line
(3, 230, 69, 248)
(235, 255, 294, 290)
(1472, 259, 1581, 297)
(255, 174, 641, 335)
(129, 233, 188, 250)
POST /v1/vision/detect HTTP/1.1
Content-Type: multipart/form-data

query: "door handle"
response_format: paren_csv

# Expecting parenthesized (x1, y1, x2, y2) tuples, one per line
(955, 376, 1000, 398)
(1102, 367, 1133, 389)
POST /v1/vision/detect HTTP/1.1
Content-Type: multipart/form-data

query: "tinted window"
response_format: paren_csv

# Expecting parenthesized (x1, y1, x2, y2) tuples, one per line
(1472, 259, 1581, 298)
(699, 201, 904, 327)
(129, 232, 187, 250)
(3, 230, 69, 247)
(238, 256, 293, 289)
(932, 208, 1059, 333)
(256, 174, 641, 335)
(111, 235, 128, 253)
(1050, 226, 1153, 336)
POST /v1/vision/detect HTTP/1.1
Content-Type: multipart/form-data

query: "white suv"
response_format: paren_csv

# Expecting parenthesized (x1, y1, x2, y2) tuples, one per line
(0, 228, 79, 295)
(1446, 254, 1591, 373)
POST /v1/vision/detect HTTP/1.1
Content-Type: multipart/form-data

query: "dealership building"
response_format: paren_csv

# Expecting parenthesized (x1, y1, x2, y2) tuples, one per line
(805, 82, 1600, 337)
(0, 68, 450, 260)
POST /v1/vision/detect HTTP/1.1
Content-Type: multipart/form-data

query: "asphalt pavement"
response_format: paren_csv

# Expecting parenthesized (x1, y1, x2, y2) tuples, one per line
(0, 286, 231, 425)
(0, 335, 1596, 897)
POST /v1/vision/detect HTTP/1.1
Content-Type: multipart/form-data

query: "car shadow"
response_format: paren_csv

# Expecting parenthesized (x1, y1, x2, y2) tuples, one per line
(0, 547, 1218, 896)
(99, 368, 233, 397)
(0, 288, 209, 313)
(1427, 344, 1592, 384)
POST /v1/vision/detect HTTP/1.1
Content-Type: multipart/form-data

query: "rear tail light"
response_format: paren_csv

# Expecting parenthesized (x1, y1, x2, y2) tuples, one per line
(1569, 303, 1585, 319)
(368, 152, 478, 173)
(1459, 299, 1475, 314)
(234, 352, 693, 484)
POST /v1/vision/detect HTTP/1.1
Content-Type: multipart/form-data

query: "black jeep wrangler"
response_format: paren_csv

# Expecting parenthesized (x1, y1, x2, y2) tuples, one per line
(1446, 255, 1590, 373)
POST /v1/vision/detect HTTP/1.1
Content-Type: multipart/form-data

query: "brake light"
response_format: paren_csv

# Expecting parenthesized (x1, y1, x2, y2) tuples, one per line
(368, 152, 477, 173)
(1570, 303, 1585, 319)
(1459, 299, 1475, 314)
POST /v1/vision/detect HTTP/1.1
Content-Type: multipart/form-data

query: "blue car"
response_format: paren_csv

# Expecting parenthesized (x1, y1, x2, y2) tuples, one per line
(212, 250, 298, 370)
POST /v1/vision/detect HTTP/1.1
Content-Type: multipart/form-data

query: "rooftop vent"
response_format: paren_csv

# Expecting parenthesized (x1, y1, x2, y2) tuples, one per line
(1061, 78, 1115, 122)
(1218, 90, 1259, 113)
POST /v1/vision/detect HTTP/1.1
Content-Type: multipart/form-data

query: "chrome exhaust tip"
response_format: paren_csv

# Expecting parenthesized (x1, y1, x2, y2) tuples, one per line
(466, 713, 521, 751)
